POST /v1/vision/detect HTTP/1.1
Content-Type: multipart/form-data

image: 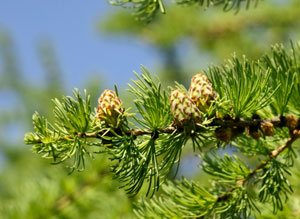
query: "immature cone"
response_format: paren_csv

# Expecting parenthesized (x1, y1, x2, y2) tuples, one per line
(260, 122, 274, 136)
(188, 73, 217, 112)
(215, 127, 232, 142)
(292, 129, 300, 138)
(286, 115, 298, 130)
(97, 89, 124, 127)
(170, 89, 201, 127)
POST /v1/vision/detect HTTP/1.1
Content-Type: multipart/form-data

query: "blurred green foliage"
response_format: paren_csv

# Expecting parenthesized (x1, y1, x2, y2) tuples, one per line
(107, 0, 262, 22)
(100, 0, 300, 86)
(0, 32, 134, 218)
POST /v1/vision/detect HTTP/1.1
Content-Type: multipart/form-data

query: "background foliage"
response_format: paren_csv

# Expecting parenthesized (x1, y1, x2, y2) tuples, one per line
(0, 33, 134, 218)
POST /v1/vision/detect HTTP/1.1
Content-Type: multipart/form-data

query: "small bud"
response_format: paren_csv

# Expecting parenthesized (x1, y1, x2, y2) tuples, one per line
(188, 73, 217, 112)
(260, 122, 274, 136)
(250, 131, 260, 139)
(170, 89, 201, 127)
(292, 129, 300, 138)
(286, 115, 298, 130)
(231, 126, 244, 139)
(247, 126, 260, 139)
(97, 89, 124, 127)
(215, 127, 232, 142)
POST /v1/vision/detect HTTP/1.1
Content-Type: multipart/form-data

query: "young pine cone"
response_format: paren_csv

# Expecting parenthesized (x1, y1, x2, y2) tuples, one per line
(97, 89, 124, 127)
(170, 89, 201, 127)
(188, 73, 218, 112)
(260, 122, 274, 136)
(286, 115, 298, 130)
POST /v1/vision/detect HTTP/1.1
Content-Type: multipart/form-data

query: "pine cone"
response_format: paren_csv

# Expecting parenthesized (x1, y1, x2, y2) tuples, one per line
(97, 89, 124, 127)
(188, 73, 217, 112)
(292, 129, 300, 138)
(286, 115, 298, 130)
(260, 122, 274, 136)
(170, 89, 201, 127)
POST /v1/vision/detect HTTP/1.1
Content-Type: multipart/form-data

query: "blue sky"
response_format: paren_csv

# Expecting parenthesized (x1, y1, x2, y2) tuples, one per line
(0, 0, 157, 90)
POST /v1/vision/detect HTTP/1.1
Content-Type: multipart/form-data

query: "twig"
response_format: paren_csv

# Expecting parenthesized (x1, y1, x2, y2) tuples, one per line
(217, 133, 300, 202)
(32, 115, 298, 144)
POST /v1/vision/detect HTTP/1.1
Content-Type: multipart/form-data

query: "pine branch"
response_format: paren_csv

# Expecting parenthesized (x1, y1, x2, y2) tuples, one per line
(24, 42, 300, 217)
(28, 115, 299, 145)
(107, 0, 262, 22)
(177, 0, 260, 10)
(136, 131, 300, 219)
(216, 131, 300, 205)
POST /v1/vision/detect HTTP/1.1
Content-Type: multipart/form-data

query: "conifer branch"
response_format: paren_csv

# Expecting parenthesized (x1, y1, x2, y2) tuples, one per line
(30, 115, 299, 145)
(107, 0, 262, 21)
(216, 131, 300, 203)
(24, 42, 300, 217)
